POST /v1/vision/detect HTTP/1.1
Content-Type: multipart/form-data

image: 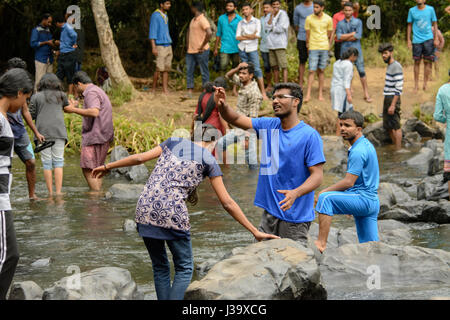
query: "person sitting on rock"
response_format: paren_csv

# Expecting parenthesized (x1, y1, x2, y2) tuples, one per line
(315, 110, 380, 253)
(92, 124, 278, 300)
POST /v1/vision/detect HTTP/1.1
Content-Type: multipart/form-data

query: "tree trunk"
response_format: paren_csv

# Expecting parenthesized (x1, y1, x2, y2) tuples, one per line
(90, 0, 135, 90)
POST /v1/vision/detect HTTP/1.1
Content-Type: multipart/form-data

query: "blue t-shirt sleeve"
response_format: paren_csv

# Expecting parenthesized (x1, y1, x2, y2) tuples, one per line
(347, 148, 365, 177)
(305, 130, 326, 167)
(159, 137, 177, 150)
(149, 13, 159, 39)
(203, 151, 223, 177)
(407, 8, 412, 23)
(430, 7, 437, 22)
(251, 117, 279, 136)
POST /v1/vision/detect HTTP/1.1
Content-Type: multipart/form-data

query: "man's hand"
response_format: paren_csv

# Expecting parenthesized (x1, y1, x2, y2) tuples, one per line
(388, 105, 395, 115)
(434, 38, 440, 48)
(214, 48, 218, 57)
(347, 95, 353, 104)
(152, 47, 158, 56)
(277, 189, 300, 211)
(213, 86, 226, 107)
(238, 62, 248, 69)
(253, 230, 280, 242)
(35, 132, 45, 144)
(407, 40, 412, 50)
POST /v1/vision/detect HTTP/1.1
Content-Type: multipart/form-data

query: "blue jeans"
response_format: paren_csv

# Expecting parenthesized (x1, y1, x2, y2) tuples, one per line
(217, 129, 258, 169)
(186, 50, 210, 89)
(238, 50, 263, 79)
(308, 50, 329, 71)
(143, 237, 193, 300)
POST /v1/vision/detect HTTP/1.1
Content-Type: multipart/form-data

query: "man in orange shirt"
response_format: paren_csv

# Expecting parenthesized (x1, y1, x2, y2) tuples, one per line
(186, 2, 213, 98)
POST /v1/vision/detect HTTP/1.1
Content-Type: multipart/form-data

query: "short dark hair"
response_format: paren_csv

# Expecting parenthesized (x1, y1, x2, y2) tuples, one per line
(339, 110, 365, 128)
(72, 71, 93, 85)
(263, 0, 272, 5)
(378, 43, 394, 53)
(239, 62, 255, 77)
(42, 13, 52, 21)
(313, 0, 325, 7)
(53, 14, 65, 24)
(341, 47, 359, 60)
(242, 2, 252, 9)
(213, 76, 228, 89)
(343, 2, 353, 9)
(192, 1, 204, 12)
(226, 0, 237, 7)
(273, 83, 303, 113)
(159, 0, 170, 4)
(7, 57, 27, 71)
(0, 68, 34, 99)
(271, 0, 280, 4)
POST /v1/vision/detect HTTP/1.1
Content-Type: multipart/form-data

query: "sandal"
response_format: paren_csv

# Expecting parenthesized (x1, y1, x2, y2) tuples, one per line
(34, 140, 55, 153)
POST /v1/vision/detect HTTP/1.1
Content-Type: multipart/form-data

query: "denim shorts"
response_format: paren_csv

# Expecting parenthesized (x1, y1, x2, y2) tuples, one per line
(309, 50, 329, 71)
(413, 39, 435, 62)
(14, 133, 35, 163)
(40, 139, 65, 170)
(355, 52, 366, 78)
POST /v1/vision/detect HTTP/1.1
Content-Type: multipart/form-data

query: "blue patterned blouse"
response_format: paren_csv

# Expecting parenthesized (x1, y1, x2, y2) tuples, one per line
(136, 138, 222, 240)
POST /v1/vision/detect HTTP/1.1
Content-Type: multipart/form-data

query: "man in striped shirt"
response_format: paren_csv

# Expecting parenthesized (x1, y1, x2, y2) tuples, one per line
(379, 43, 404, 150)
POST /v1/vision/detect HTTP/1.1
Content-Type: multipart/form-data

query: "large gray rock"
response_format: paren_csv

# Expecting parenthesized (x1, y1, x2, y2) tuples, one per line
(109, 146, 149, 182)
(421, 200, 450, 224)
(379, 200, 436, 222)
(378, 183, 411, 213)
(403, 118, 444, 139)
(363, 122, 391, 147)
(322, 136, 347, 166)
(335, 220, 412, 247)
(417, 174, 445, 200)
(8, 281, 44, 300)
(43, 267, 139, 300)
(319, 242, 450, 299)
(405, 147, 434, 172)
(185, 239, 327, 300)
(105, 184, 145, 201)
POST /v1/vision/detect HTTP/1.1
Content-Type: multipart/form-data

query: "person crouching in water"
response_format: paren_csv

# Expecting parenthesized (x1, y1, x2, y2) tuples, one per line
(92, 124, 279, 300)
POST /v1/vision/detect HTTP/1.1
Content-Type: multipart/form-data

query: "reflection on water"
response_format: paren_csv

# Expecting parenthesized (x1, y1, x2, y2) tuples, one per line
(9, 142, 448, 299)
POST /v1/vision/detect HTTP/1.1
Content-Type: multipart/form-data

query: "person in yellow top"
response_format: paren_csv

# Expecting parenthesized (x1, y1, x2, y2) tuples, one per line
(304, 0, 333, 102)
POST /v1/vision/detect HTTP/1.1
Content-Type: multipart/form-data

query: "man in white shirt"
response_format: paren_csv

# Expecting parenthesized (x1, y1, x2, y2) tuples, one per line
(236, 3, 267, 100)
(265, 0, 290, 84)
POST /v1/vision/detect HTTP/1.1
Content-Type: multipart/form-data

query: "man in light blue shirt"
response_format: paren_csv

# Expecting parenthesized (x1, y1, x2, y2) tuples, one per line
(55, 14, 78, 96)
(213, 0, 242, 81)
(149, 1, 173, 95)
(336, 2, 372, 102)
(407, 0, 438, 93)
(260, 1, 273, 92)
(293, 0, 313, 88)
(315, 110, 380, 253)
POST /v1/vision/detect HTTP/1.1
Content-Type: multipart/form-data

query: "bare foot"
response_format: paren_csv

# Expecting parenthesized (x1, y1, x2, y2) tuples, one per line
(314, 240, 326, 254)
(318, 96, 325, 101)
(304, 95, 311, 103)
(55, 192, 66, 197)
(262, 94, 270, 101)
(423, 85, 427, 91)
(413, 87, 419, 94)
(364, 96, 373, 103)
(29, 195, 39, 201)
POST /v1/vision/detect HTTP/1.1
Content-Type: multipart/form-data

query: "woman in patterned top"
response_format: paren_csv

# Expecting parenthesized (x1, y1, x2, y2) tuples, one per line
(92, 124, 278, 300)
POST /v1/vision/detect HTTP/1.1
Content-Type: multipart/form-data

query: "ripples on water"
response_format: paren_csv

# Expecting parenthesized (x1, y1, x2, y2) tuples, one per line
(9, 143, 449, 299)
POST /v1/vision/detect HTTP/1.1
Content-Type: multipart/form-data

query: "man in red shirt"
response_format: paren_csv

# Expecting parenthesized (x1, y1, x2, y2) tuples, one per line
(331, 1, 359, 61)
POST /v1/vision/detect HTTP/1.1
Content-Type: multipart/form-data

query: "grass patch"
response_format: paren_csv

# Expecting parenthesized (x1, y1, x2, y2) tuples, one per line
(109, 85, 134, 108)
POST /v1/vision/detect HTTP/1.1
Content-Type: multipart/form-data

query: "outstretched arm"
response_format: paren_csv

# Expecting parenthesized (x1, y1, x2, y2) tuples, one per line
(214, 86, 253, 130)
(209, 176, 280, 241)
(92, 146, 163, 178)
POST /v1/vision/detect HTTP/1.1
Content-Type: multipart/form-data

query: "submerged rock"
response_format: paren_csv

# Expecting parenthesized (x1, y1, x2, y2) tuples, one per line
(8, 281, 44, 300)
(185, 239, 327, 300)
(109, 146, 149, 182)
(31, 258, 51, 268)
(123, 219, 137, 232)
(43, 267, 140, 300)
(105, 184, 145, 201)
(319, 242, 450, 299)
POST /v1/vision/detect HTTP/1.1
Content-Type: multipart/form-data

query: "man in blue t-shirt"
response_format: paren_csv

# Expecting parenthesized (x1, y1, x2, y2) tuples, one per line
(315, 110, 380, 253)
(213, 0, 242, 95)
(214, 82, 326, 242)
(407, 0, 438, 93)
(149, 1, 172, 95)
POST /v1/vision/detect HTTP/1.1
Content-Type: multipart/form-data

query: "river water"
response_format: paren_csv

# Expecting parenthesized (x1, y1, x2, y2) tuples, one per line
(9, 142, 449, 299)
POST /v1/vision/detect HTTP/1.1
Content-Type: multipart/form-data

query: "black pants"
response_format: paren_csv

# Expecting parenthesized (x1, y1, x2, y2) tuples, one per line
(0, 211, 19, 300)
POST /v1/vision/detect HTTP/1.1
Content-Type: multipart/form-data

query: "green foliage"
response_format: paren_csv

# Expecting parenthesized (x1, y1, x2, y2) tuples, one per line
(62, 113, 187, 154)
(109, 85, 133, 107)
(364, 113, 380, 124)
(413, 106, 434, 126)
